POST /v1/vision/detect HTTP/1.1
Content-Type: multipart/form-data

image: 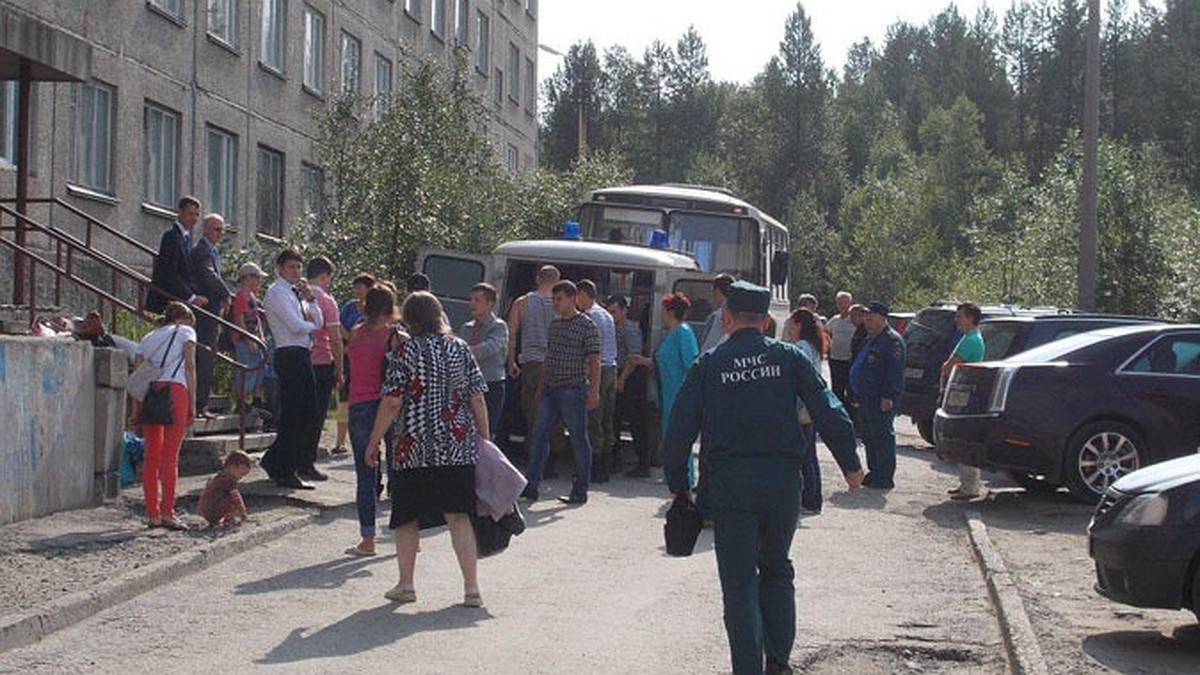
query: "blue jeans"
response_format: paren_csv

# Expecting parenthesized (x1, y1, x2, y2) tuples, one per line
(484, 380, 505, 435)
(349, 399, 382, 538)
(526, 382, 592, 497)
(710, 466, 802, 675)
(799, 424, 821, 511)
(859, 403, 896, 487)
(232, 340, 264, 399)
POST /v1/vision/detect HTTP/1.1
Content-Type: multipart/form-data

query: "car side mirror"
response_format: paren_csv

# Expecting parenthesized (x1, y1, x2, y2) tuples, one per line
(770, 250, 790, 286)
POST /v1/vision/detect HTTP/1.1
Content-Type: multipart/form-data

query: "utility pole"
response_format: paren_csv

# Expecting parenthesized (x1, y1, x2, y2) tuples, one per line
(575, 73, 589, 160)
(1079, 0, 1100, 311)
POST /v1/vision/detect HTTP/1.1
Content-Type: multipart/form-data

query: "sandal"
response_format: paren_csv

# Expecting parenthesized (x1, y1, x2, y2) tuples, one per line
(162, 518, 190, 532)
(147, 517, 162, 529)
(344, 544, 377, 557)
(463, 590, 484, 608)
(384, 585, 416, 603)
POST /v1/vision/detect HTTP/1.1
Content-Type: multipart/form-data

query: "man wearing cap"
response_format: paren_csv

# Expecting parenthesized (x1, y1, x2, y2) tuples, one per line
(663, 280, 863, 675)
(849, 301, 907, 489)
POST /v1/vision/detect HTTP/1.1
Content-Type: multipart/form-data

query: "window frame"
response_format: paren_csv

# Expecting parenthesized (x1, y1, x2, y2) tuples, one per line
(0, 82, 18, 168)
(147, 0, 186, 25)
(508, 42, 520, 103)
(493, 67, 503, 106)
(256, 145, 286, 238)
(372, 52, 393, 121)
(259, 0, 287, 74)
(525, 0, 537, 18)
(69, 80, 116, 195)
(207, 0, 239, 48)
(205, 126, 238, 226)
(339, 31, 362, 98)
(430, 0, 447, 40)
(453, 0, 469, 45)
(524, 56, 536, 113)
(405, 0, 421, 22)
(302, 6, 327, 97)
(143, 102, 180, 209)
(474, 10, 489, 74)
(300, 162, 325, 223)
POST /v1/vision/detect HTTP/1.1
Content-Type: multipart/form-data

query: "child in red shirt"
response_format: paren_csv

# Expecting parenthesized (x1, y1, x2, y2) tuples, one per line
(197, 451, 252, 527)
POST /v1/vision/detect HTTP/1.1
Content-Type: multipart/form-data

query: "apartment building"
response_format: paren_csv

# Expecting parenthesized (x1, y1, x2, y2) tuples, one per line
(0, 0, 538, 254)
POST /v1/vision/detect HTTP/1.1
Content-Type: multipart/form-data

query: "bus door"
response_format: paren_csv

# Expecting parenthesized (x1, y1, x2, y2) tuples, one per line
(417, 248, 493, 331)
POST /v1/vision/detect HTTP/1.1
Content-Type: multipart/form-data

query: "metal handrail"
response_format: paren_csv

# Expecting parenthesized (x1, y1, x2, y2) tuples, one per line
(0, 197, 158, 258)
(0, 203, 267, 448)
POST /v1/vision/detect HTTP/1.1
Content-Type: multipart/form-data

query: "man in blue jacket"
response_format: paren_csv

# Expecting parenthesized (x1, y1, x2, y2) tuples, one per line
(663, 281, 863, 675)
(849, 301, 907, 489)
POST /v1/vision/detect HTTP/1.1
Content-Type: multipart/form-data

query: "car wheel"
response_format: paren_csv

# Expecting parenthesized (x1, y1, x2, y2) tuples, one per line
(1006, 471, 1060, 494)
(916, 418, 935, 446)
(1063, 421, 1145, 503)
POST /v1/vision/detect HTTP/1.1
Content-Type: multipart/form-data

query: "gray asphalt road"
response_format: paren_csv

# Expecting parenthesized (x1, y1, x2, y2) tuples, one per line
(0, 435, 1005, 674)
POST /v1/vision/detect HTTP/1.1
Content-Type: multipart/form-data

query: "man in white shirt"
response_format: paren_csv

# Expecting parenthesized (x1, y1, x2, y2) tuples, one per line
(825, 291, 856, 426)
(577, 279, 618, 482)
(259, 248, 323, 490)
(699, 274, 735, 353)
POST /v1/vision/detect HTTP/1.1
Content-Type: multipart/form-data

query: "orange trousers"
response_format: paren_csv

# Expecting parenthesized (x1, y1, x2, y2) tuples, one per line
(141, 382, 190, 520)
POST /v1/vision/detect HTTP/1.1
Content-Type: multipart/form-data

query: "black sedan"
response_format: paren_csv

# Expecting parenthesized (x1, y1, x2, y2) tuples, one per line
(934, 324, 1200, 502)
(1089, 454, 1200, 622)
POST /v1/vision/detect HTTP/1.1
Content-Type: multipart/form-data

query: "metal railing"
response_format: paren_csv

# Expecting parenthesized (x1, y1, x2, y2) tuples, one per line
(0, 200, 267, 448)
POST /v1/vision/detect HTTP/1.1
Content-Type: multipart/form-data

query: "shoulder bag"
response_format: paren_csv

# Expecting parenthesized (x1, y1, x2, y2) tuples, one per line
(127, 327, 179, 402)
(138, 329, 183, 426)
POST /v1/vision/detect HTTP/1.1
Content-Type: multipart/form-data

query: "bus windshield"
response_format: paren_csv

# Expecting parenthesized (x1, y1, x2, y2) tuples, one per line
(579, 204, 759, 279)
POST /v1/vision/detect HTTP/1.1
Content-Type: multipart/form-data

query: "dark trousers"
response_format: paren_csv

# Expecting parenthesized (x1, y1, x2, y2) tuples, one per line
(261, 347, 317, 478)
(615, 368, 650, 467)
(799, 424, 821, 512)
(194, 314, 219, 411)
(349, 399, 381, 538)
(309, 363, 336, 469)
(484, 380, 506, 434)
(859, 403, 897, 487)
(829, 359, 854, 425)
(710, 469, 802, 675)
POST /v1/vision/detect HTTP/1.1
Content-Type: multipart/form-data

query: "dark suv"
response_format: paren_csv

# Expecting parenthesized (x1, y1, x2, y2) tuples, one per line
(898, 303, 1059, 443)
(979, 314, 1164, 361)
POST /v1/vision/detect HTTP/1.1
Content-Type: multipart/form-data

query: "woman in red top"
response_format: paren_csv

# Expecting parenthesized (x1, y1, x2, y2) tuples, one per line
(343, 285, 404, 557)
(230, 262, 268, 413)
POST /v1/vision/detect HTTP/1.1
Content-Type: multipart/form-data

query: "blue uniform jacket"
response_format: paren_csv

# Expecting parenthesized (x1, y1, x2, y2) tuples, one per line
(849, 326, 907, 404)
(662, 328, 861, 497)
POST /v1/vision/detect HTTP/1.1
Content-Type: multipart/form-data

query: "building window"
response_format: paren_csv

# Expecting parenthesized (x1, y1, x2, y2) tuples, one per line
(208, 0, 238, 47)
(493, 68, 503, 105)
(69, 81, 114, 194)
(505, 144, 518, 173)
(0, 82, 18, 168)
(340, 32, 361, 97)
(301, 162, 324, 222)
(303, 7, 326, 96)
(525, 0, 537, 18)
(405, 0, 420, 21)
(524, 57, 535, 112)
(143, 103, 179, 208)
(260, 0, 286, 73)
(454, 0, 469, 45)
(148, 0, 184, 21)
(373, 53, 393, 120)
(206, 127, 237, 223)
(431, 0, 446, 39)
(508, 43, 520, 102)
(256, 145, 285, 237)
(475, 10, 489, 73)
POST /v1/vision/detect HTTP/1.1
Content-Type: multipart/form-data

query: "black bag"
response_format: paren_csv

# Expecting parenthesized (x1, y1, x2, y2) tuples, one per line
(138, 328, 183, 426)
(471, 511, 513, 558)
(664, 492, 704, 557)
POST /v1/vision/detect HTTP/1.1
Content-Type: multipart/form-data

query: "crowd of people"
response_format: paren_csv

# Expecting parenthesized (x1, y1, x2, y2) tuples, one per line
(132, 194, 998, 674)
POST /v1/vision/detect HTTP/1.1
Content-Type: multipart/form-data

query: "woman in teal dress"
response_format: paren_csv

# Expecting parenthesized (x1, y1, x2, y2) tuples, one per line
(638, 292, 699, 485)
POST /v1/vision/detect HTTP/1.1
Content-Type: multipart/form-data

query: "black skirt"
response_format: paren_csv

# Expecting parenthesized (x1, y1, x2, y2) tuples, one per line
(388, 464, 476, 529)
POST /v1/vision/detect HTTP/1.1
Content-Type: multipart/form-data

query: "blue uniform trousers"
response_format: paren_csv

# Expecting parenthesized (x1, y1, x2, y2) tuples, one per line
(799, 424, 821, 512)
(707, 464, 802, 675)
(858, 404, 896, 487)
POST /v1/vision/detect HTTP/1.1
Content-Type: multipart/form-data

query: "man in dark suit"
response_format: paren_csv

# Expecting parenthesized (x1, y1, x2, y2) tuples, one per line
(146, 196, 208, 314)
(191, 213, 232, 415)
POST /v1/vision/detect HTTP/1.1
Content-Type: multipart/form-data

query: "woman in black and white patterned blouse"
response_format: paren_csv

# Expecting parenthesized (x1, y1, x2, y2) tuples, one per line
(366, 291, 490, 608)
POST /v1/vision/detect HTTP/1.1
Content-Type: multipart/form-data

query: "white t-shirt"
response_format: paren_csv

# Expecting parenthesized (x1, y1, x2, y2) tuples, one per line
(136, 324, 196, 387)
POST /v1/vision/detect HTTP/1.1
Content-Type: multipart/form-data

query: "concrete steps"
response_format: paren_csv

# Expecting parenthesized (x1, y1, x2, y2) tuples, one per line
(178, 395, 274, 476)
(187, 412, 262, 436)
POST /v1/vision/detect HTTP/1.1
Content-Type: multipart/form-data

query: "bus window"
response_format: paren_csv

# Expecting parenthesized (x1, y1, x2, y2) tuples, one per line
(667, 211, 758, 281)
(579, 204, 664, 246)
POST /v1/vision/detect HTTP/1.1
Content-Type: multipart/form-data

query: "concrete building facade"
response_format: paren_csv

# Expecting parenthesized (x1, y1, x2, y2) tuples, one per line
(0, 0, 538, 255)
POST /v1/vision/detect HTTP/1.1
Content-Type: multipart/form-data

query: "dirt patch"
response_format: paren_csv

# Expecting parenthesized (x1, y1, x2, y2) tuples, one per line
(797, 642, 1005, 674)
(0, 496, 310, 617)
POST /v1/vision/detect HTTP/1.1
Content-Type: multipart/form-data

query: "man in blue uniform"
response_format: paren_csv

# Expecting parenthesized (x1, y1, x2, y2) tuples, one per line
(849, 301, 907, 489)
(663, 281, 864, 675)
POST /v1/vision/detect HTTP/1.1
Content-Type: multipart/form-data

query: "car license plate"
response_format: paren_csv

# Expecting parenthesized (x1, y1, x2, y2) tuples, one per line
(905, 367, 924, 380)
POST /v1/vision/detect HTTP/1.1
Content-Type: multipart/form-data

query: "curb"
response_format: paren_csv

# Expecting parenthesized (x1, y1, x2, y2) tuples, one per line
(0, 512, 316, 655)
(964, 510, 1050, 675)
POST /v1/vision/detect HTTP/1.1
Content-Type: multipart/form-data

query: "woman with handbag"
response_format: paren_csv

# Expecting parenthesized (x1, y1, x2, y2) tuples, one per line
(342, 284, 402, 557)
(787, 307, 830, 514)
(133, 301, 197, 530)
(365, 291, 490, 608)
(632, 293, 699, 485)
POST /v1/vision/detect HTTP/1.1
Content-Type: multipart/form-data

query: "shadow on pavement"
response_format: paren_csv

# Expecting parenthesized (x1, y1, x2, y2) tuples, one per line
(827, 488, 887, 510)
(21, 529, 139, 555)
(1082, 625, 1200, 673)
(235, 553, 395, 595)
(258, 603, 493, 664)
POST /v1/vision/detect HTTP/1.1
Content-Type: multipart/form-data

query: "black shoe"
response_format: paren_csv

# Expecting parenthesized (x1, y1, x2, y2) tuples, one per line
(765, 658, 793, 675)
(275, 474, 315, 490)
(520, 486, 538, 503)
(557, 493, 587, 505)
(297, 467, 329, 482)
(625, 465, 651, 478)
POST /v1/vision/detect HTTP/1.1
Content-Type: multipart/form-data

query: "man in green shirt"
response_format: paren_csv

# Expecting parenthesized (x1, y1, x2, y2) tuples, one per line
(942, 302, 986, 500)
